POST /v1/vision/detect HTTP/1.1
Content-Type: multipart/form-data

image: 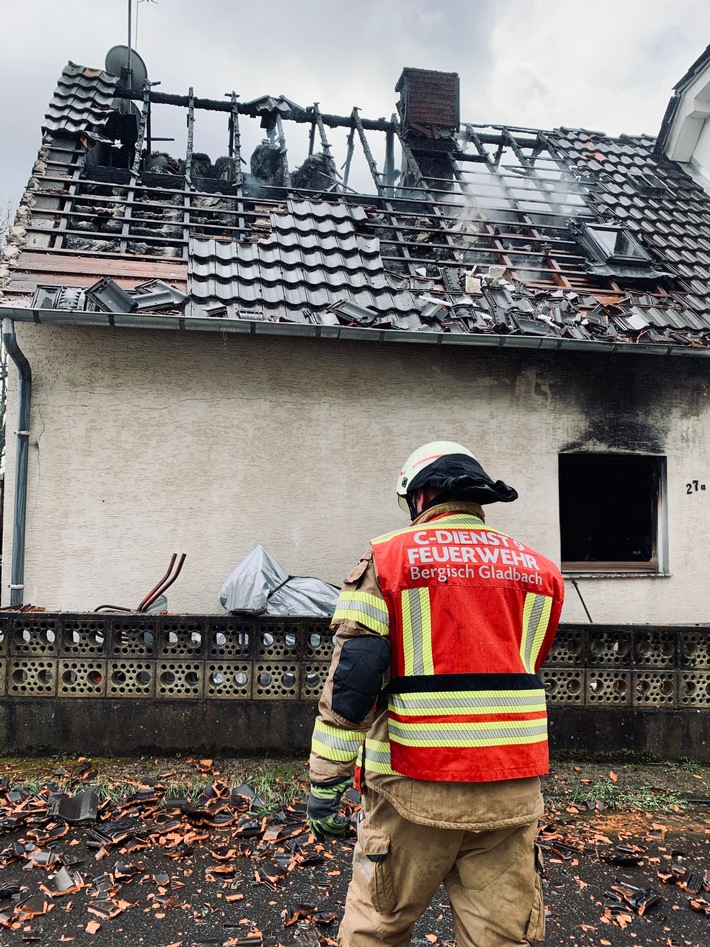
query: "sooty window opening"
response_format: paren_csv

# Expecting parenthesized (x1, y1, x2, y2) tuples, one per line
(559, 453, 666, 573)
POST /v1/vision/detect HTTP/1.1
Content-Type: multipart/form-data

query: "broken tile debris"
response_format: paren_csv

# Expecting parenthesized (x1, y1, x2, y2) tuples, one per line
(0, 757, 371, 944)
(0, 759, 710, 947)
(55, 787, 99, 825)
(0, 759, 709, 946)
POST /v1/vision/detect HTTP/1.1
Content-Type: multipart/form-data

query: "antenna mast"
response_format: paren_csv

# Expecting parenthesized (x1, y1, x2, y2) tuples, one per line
(127, 0, 133, 84)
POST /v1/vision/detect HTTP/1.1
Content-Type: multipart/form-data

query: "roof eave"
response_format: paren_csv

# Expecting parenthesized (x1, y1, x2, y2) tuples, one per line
(654, 92, 680, 156)
(0, 306, 707, 358)
(656, 43, 710, 155)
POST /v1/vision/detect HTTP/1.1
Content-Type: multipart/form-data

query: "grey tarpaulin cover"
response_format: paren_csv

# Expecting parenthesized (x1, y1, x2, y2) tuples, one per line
(219, 544, 340, 617)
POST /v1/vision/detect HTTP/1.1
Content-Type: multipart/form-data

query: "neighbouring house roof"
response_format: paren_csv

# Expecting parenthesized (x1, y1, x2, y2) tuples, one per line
(3, 60, 710, 355)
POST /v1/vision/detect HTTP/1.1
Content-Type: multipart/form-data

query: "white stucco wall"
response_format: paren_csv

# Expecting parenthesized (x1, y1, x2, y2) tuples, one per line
(2, 322, 709, 623)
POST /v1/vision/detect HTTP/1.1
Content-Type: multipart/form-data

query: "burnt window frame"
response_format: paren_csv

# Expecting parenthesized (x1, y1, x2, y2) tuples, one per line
(558, 452, 668, 575)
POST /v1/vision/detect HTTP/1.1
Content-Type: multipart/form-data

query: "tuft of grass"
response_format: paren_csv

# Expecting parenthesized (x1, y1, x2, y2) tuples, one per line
(572, 776, 684, 813)
(3, 754, 311, 813)
(162, 777, 204, 802)
(241, 755, 308, 813)
(549, 748, 664, 766)
(18, 777, 44, 796)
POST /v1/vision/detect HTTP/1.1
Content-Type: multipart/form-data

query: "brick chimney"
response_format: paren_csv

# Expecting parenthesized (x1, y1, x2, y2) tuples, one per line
(395, 68, 460, 141)
(395, 68, 460, 191)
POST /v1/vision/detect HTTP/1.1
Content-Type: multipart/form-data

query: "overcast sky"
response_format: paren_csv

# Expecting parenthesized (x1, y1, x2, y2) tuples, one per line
(1, 0, 710, 211)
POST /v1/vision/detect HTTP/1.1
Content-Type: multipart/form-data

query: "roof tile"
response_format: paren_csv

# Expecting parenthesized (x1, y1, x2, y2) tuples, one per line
(42, 62, 120, 135)
(188, 200, 420, 317)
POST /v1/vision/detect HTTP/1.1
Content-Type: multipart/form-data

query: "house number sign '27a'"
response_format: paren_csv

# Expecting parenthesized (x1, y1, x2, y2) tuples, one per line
(686, 480, 707, 494)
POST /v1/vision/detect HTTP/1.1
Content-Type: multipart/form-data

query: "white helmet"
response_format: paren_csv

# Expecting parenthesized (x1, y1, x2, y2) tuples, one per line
(396, 440, 518, 517)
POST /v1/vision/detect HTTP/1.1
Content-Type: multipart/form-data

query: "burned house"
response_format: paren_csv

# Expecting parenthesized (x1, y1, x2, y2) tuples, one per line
(0, 46, 709, 755)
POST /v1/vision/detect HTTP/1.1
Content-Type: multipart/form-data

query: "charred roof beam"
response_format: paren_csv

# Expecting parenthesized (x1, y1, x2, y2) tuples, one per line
(275, 113, 291, 189)
(226, 91, 243, 185)
(351, 109, 416, 275)
(131, 81, 151, 177)
(184, 87, 196, 184)
(452, 128, 572, 287)
(113, 88, 395, 132)
(352, 108, 385, 192)
(342, 121, 356, 189)
(49, 144, 85, 252)
(120, 81, 151, 255)
(501, 129, 573, 287)
(33, 171, 596, 223)
(393, 122, 462, 280)
(412, 169, 597, 209)
(446, 150, 515, 277)
(226, 91, 245, 235)
(312, 102, 340, 188)
(22, 208, 589, 261)
(503, 129, 565, 217)
(180, 88, 197, 252)
(384, 123, 397, 194)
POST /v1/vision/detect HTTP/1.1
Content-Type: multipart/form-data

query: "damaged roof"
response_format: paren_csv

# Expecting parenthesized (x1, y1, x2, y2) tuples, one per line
(4, 61, 710, 353)
(42, 62, 120, 136)
(189, 200, 422, 322)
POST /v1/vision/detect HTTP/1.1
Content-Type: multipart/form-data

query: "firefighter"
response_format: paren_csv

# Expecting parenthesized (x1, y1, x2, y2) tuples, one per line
(306, 441, 565, 947)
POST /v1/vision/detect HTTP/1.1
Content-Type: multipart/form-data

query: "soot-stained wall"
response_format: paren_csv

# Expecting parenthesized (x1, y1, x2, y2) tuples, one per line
(2, 323, 709, 622)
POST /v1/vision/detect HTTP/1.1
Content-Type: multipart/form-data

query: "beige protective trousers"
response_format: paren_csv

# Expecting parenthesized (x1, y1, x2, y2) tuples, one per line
(338, 790, 545, 947)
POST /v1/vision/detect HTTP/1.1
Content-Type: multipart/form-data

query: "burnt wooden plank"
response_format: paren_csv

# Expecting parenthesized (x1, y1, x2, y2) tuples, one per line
(3, 275, 188, 295)
(13, 252, 187, 281)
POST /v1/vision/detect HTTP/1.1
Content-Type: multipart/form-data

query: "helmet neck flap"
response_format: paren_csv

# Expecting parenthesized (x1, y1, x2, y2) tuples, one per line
(404, 453, 518, 519)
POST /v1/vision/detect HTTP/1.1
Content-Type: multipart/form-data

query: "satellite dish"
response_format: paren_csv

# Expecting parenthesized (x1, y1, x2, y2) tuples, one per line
(105, 45, 148, 91)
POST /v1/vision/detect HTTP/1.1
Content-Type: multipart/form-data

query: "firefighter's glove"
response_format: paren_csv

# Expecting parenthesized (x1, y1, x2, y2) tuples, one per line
(307, 778, 351, 841)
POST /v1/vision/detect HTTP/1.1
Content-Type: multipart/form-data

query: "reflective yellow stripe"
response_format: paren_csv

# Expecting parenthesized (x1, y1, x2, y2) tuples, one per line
(400, 587, 433, 676)
(311, 719, 365, 763)
(425, 515, 492, 530)
(360, 737, 397, 775)
(372, 514, 488, 545)
(389, 717, 547, 747)
(332, 591, 390, 636)
(389, 689, 547, 716)
(520, 593, 553, 673)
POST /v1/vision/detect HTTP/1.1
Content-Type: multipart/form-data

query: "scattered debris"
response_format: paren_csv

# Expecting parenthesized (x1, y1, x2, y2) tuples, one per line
(0, 760, 366, 943)
(1, 760, 709, 944)
(55, 788, 99, 825)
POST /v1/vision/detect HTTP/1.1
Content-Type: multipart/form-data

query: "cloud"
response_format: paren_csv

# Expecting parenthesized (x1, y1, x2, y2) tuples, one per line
(478, 0, 710, 134)
(1, 0, 709, 209)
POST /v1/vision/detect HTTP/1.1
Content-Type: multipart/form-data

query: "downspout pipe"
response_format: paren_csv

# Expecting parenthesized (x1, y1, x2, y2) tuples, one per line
(2, 319, 32, 606)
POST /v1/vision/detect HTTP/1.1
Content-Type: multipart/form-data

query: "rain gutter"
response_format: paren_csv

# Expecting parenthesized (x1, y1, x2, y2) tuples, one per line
(2, 318, 32, 606)
(1, 305, 709, 358)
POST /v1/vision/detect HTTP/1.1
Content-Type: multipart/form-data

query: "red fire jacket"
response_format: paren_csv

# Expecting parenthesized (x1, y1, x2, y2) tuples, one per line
(371, 510, 564, 782)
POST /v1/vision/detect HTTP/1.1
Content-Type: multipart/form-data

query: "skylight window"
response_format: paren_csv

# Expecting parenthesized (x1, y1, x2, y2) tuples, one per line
(569, 220, 666, 281)
(584, 225, 652, 264)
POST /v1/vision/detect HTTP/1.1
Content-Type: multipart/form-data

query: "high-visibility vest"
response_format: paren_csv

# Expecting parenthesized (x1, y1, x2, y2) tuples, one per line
(370, 511, 564, 783)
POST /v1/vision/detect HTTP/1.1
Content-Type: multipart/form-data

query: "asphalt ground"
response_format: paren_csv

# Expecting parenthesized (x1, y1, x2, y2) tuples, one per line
(0, 757, 709, 947)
